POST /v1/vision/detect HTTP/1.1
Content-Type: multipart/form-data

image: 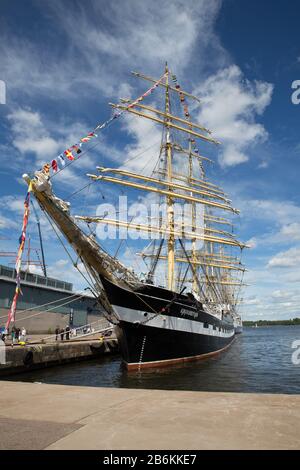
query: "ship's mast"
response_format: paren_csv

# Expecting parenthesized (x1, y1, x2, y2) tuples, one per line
(29, 66, 247, 305)
(93, 66, 247, 301)
(164, 63, 175, 291)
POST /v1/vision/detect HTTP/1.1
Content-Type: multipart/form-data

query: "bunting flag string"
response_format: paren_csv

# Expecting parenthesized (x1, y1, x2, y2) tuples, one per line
(57, 155, 65, 168)
(51, 159, 58, 172)
(171, 74, 200, 155)
(6, 184, 32, 329)
(39, 72, 167, 180)
(64, 149, 75, 161)
(5, 73, 168, 329)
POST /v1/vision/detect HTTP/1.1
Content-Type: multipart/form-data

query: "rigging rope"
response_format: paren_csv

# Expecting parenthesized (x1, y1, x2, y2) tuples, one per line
(178, 239, 207, 301)
(41, 72, 167, 183)
(1, 293, 87, 324)
(43, 210, 96, 294)
(31, 317, 112, 344)
(0, 291, 85, 321)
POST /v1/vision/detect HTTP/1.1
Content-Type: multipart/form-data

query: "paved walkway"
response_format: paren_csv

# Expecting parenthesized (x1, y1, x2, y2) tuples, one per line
(0, 381, 299, 450)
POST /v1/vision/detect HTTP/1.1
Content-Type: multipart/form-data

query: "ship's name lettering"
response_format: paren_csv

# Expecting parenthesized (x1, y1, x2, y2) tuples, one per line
(180, 308, 198, 318)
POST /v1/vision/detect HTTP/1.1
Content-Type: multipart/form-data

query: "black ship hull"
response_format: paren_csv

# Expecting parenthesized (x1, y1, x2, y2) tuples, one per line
(115, 321, 235, 369)
(100, 276, 235, 370)
(234, 325, 243, 334)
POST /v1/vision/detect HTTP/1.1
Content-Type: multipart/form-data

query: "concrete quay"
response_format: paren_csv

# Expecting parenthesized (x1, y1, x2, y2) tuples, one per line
(0, 338, 118, 377)
(0, 381, 299, 450)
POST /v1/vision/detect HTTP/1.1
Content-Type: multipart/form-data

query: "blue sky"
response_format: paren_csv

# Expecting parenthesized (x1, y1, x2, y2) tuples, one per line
(1, 0, 300, 320)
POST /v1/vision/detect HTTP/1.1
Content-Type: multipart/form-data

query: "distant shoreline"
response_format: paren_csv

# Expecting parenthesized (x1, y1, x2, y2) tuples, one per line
(244, 319, 300, 327)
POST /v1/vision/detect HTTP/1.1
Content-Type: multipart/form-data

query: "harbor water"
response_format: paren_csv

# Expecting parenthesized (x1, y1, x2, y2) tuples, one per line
(3, 326, 300, 394)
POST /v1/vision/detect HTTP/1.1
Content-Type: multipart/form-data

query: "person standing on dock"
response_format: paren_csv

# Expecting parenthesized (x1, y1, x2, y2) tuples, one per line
(60, 328, 64, 341)
(11, 328, 16, 348)
(20, 327, 27, 343)
(55, 326, 60, 341)
(65, 325, 70, 341)
(1, 327, 8, 343)
(16, 327, 20, 342)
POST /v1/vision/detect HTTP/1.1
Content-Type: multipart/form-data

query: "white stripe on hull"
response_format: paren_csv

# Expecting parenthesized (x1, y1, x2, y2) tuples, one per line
(112, 305, 235, 339)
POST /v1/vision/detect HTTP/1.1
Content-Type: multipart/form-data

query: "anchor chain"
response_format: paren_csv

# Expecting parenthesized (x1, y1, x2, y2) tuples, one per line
(138, 335, 147, 372)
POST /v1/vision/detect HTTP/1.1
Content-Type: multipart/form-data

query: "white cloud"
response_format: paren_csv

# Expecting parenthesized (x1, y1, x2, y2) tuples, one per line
(271, 290, 290, 299)
(0, 214, 19, 230)
(278, 223, 300, 241)
(45, 0, 225, 81)
(246, 237, 258, 249)
(268, 247, 300, 268)
(244, 199, 300, 225)
(7, 108, 64, 163)
(237, 199, 300, 251)
(2, 2, 274, 181)
(0, 196, 25, 214)
(120, 113, 162, 174)
(5, 107, 98, 192)
(257, 160, 269, 169)
(0, 0, 224, 102)
(29, 258, 90, 292)
(195, 65, 273, 166)
(7, 108, 94, 162)
(239, 257, 300, 319)
(243, 296, 261, 306)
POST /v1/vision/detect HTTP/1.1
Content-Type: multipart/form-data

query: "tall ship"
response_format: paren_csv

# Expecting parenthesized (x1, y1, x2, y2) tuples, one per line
(22, 65, 247, 369)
